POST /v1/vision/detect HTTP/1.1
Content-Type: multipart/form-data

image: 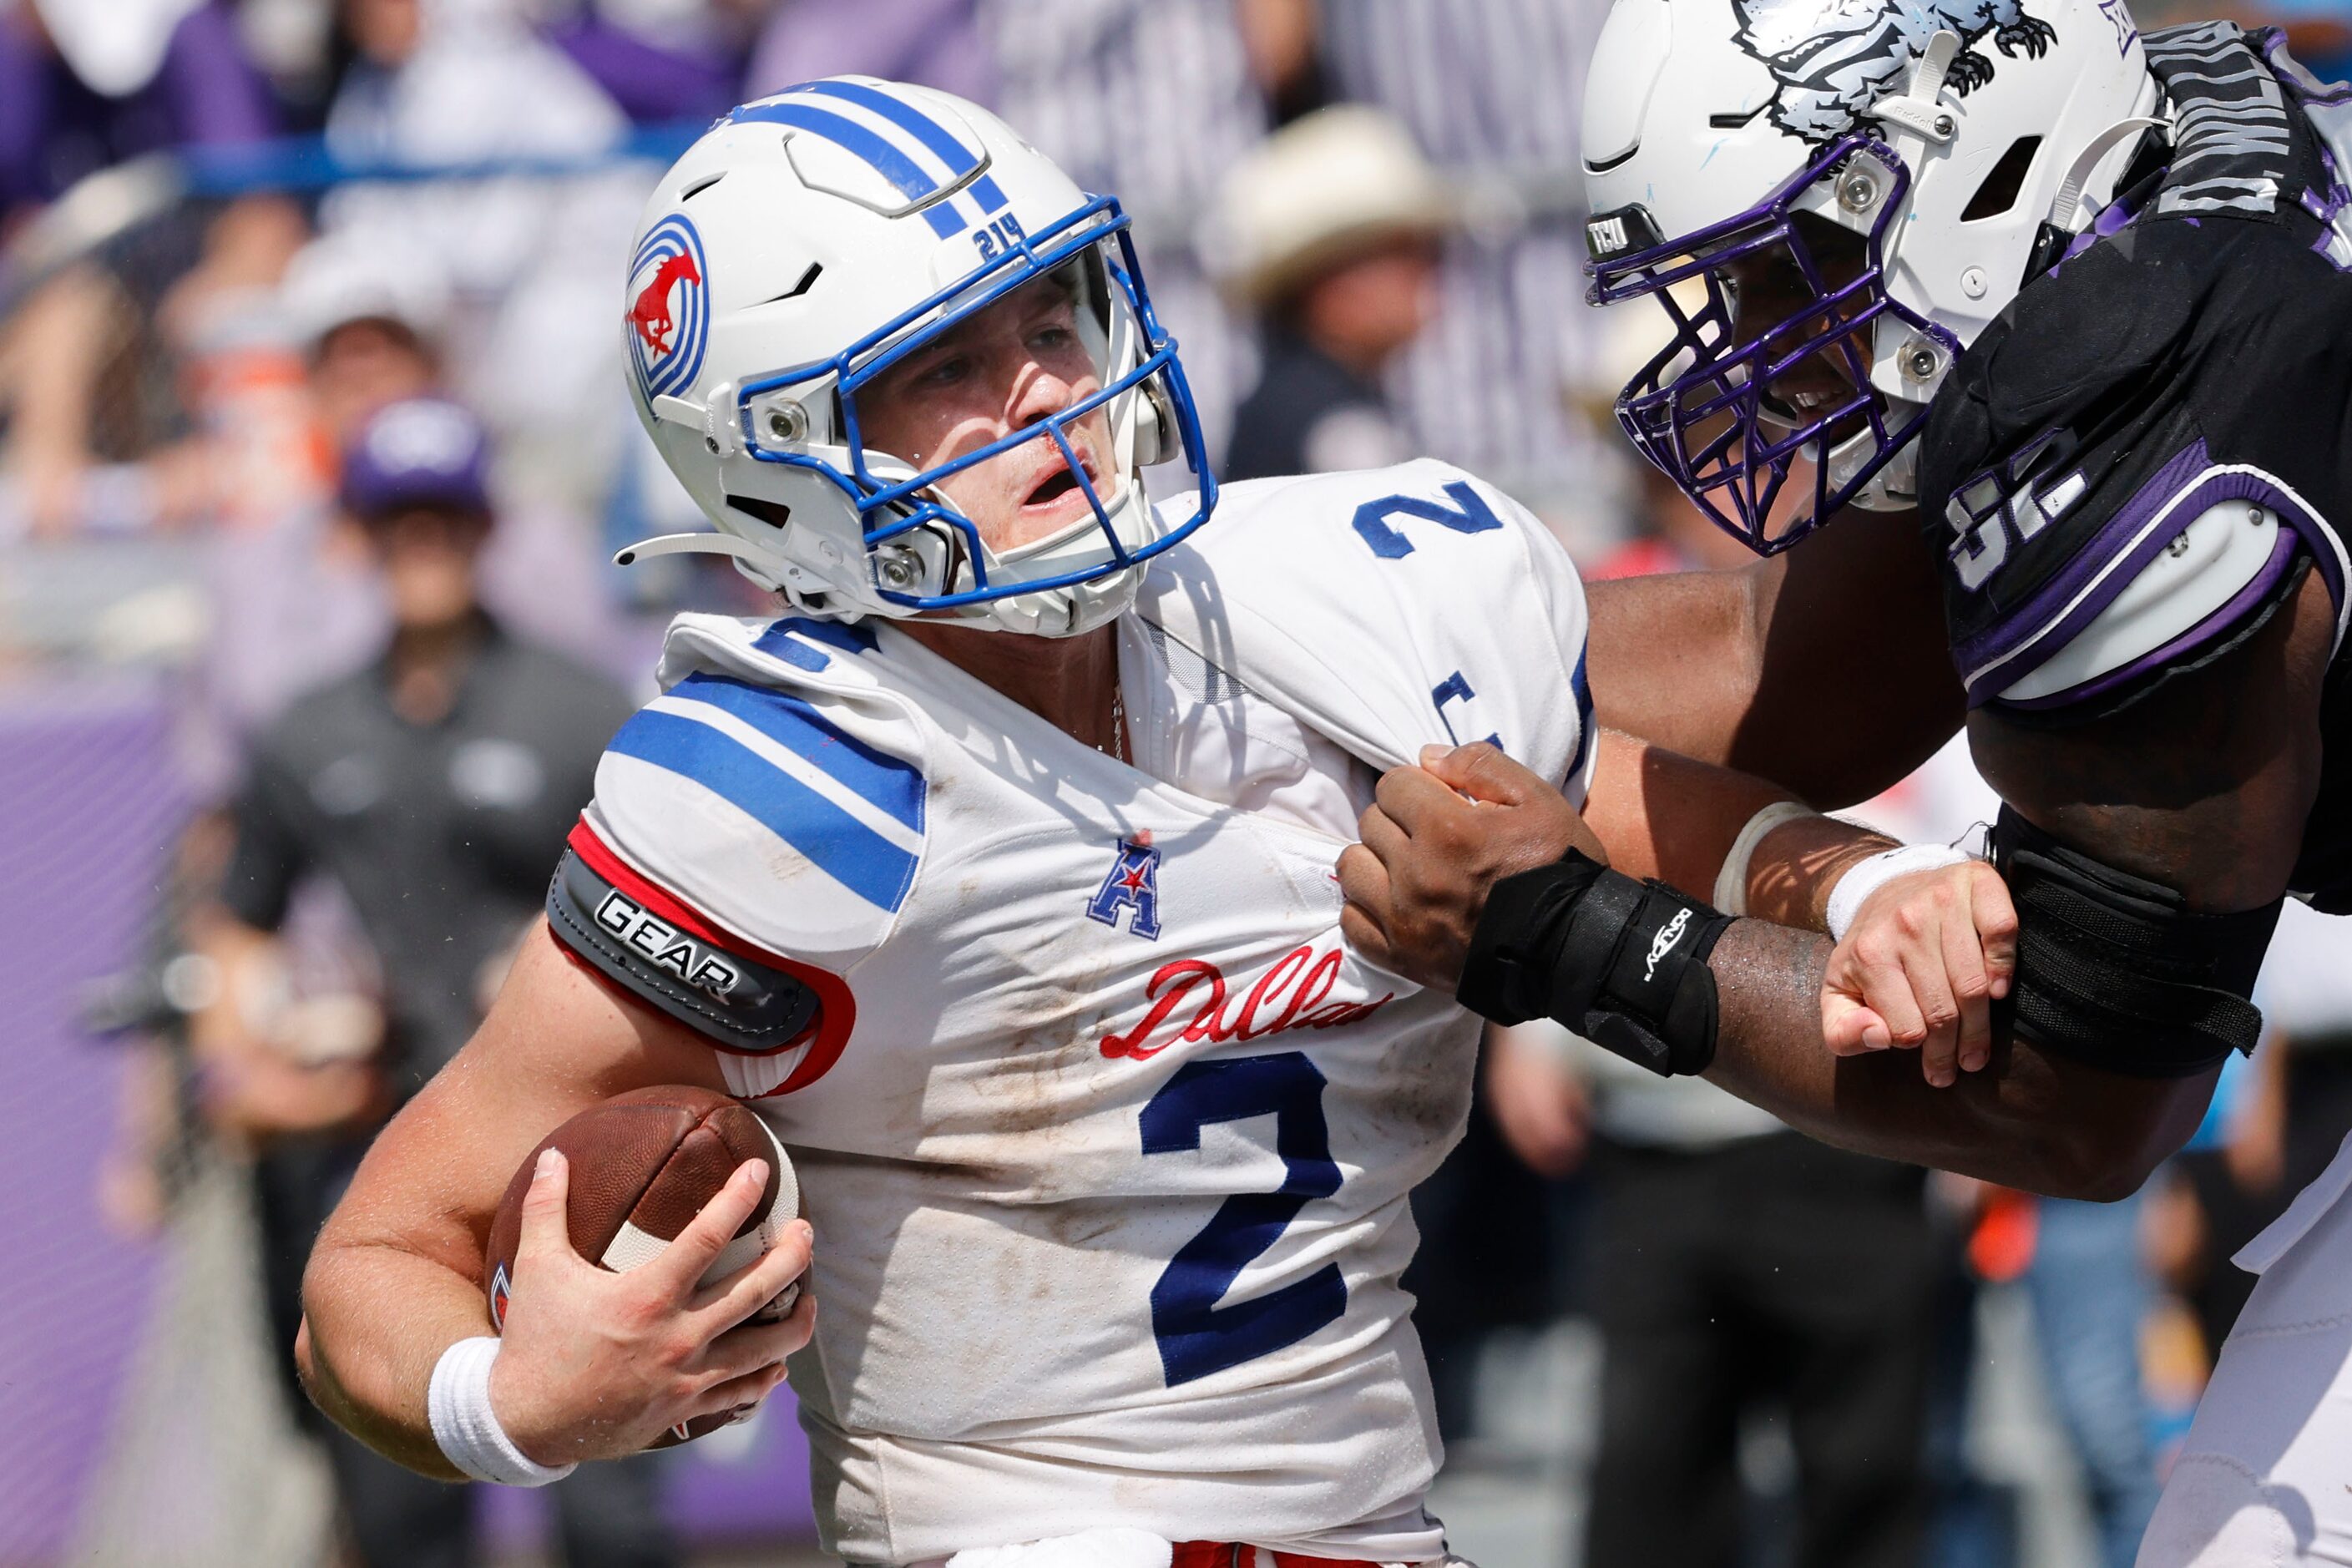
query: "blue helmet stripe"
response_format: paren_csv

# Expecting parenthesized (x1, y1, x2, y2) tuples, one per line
(792, 81, 1010, 217)
(796, 81, 974, 173)
(731, 100, 964, 238)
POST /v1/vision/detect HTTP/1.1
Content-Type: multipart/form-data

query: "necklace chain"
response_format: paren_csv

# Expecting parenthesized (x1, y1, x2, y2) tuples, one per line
(1106, 679, 1128, 765)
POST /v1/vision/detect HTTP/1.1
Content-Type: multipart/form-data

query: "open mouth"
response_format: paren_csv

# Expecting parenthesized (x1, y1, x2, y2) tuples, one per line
(1022, 451, 1100, 509)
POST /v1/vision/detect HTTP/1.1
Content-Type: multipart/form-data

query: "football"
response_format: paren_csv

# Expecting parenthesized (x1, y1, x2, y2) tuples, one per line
(483, 1085, 802, 1447)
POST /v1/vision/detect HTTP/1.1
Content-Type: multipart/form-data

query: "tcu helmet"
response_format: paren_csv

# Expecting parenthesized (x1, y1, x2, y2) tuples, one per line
(619, 78, 1213, 635)
(1581, 0, 2160, 551)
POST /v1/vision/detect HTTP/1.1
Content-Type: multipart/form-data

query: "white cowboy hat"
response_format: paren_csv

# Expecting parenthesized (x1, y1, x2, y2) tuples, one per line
(1208, 104, 1455, 308)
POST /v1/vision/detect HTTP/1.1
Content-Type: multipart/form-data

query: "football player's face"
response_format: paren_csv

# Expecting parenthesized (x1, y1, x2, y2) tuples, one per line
(857, 274, 1117, 557)
(1718, 213, 1872, 427)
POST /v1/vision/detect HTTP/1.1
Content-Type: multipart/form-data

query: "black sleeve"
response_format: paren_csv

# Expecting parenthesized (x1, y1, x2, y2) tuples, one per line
(219, 746, 313, 932)
(544, 844, 819, 1055)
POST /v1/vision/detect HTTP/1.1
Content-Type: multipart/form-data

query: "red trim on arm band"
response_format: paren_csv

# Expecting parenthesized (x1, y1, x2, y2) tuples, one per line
(564, 819, 856, 1094)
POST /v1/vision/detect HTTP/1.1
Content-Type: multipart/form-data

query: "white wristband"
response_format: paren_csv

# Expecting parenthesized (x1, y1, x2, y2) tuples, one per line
(428, 1335, 577, 1487)
(1712, 800, 1822, 916)
(1825, 844, 1972, 941)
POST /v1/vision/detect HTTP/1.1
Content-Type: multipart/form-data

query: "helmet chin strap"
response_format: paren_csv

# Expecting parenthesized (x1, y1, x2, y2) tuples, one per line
(2049, 114, 2171, 230)
(1867, 28, 1963, 271)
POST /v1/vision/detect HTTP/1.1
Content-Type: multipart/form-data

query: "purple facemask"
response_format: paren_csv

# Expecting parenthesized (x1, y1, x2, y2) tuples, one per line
(1586, 134, 1961, 555)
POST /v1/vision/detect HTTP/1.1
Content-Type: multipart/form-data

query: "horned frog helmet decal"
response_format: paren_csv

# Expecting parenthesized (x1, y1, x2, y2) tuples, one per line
(1736, 0, 2059, 143)
(1581, 0, 2160, 553)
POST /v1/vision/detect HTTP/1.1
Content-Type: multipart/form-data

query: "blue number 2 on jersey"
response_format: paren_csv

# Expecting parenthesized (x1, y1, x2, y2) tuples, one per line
(1349, 481, 1503, 559)
(1139, 1052, 1346, 1386)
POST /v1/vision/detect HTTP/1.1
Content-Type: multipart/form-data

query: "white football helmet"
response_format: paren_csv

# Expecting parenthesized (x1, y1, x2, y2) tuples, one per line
(1581, 0, 2162, 551)
(618, 78, 1214, 635)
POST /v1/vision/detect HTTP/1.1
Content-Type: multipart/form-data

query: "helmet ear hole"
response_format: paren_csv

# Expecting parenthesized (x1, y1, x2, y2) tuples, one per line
(1134, 376, 1178, 467)
(1960, 136, 2044, 221)
(724, 493, 793, 531)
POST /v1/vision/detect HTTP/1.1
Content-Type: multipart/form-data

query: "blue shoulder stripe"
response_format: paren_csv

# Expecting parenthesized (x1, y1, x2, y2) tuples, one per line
(756, 616, 877, 660)
(607, 710, 918, 912)
(672, 673, 924, 832)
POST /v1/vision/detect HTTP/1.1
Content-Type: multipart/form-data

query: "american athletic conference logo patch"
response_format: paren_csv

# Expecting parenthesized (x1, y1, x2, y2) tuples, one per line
(1087, 838, 1163, 940)
(626, 214, 710, 405)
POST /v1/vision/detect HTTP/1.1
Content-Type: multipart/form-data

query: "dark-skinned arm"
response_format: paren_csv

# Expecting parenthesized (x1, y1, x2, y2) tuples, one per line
(1698, 922, 2213, 1198)
(1342, 574, 2331, 1198)
(1584, 507, 1965, 807)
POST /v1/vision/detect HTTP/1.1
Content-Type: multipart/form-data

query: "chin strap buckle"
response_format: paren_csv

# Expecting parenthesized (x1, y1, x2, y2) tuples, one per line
(1872, 30, 1964, 148)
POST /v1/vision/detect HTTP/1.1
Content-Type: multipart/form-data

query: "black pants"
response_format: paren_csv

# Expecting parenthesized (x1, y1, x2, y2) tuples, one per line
(1582, 1134, 1938, 1568)
(255, 1142, 680, 1568)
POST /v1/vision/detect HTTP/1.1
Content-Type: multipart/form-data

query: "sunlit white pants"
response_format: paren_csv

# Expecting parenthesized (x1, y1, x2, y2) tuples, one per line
(2139, 1131, 2352, 1566)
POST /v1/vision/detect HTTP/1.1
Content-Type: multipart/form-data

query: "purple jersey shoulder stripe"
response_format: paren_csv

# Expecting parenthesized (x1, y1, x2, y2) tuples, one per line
(1993, 524, 2304, 710)
(1960, 441, 2349, 704)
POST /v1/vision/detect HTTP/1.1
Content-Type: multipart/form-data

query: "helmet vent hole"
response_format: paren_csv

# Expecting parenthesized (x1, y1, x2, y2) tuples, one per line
(1960, 136, 2042, 222)
(724, 493, 793, 530)
(680, 171, 727, 202)
(759, 262, 823, 306)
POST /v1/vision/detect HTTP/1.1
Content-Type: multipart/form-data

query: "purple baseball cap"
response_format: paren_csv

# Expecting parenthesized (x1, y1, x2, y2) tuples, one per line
(340, 397, 493, 521)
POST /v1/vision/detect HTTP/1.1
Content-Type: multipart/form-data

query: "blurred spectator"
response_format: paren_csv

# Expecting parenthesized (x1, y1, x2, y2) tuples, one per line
(0, 0, 289, 535)
(539, 0, 746, 125)
(1931, 1177, 2161, 1568)
(277, 225, 452, 450)
(1214, 104, 1450, 480)
(1489, 1018, 1940, 1568)
(0, 0, 274, 224)
(2020, 1196, 2159, 1565)
(1316, 0, 1621, 532)
(1590, 465, 1779, 580)
(180, 225, 454, 796)
(195, 396, 650, 1568)
(319, 0, 645, 513)
(2157, 898, 2352, 1373)
(743, 0, 992, 106)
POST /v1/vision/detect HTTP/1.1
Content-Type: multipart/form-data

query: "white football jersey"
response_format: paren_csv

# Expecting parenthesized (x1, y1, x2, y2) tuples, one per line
(566, 463, 1594, 1565)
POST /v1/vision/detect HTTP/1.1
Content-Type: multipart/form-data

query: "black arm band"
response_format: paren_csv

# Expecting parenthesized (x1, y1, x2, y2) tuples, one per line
(1459, 850, 1732, 1076)
(1991, 807, 2281, 1077)
(545, 847, 818, 1054)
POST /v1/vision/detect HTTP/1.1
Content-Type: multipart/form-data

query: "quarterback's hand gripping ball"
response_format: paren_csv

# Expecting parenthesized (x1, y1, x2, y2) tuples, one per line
(484, 1085, 806, 1448)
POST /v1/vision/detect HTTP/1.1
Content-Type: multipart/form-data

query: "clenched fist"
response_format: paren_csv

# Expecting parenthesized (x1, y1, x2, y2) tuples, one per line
(1338, 743, 1601, 992)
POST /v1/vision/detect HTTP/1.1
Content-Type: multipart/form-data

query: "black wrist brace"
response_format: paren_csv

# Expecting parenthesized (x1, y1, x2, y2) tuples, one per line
(1459, 850, 1732, 1076)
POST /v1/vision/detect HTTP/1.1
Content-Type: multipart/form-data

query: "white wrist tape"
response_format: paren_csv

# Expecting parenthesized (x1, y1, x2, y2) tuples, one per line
(1826, 844, 1973, 941)
(1712, 800, 1822, 916)
(428, 1335, 577, 1487)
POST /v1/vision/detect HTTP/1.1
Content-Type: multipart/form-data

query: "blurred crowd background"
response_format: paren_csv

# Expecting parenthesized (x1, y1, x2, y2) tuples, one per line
(3, 1, 2349, 1565)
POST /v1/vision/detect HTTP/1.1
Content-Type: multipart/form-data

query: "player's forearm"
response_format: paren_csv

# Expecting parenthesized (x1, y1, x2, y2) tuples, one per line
(1581, 729, 1896, 925)
(300, 1236, 492, 1479)
(1585, 516, 1962, 807)
(1701, 918, 2207, 1198)
(1585, 570, 1764, 771)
